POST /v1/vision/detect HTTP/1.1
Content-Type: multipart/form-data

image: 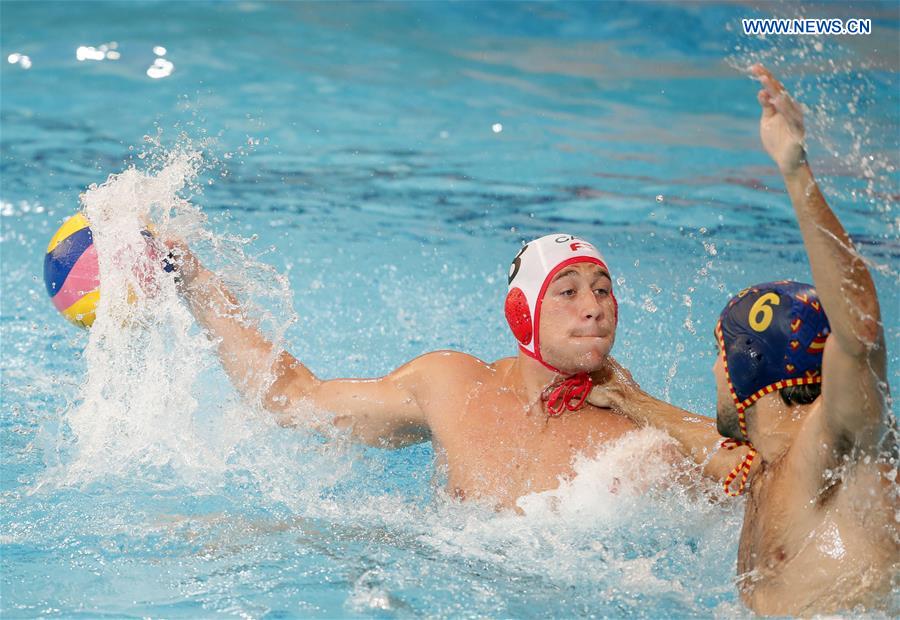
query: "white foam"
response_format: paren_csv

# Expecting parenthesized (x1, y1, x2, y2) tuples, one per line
(516, 427, 684, 521)
(36, 150, 232, 488)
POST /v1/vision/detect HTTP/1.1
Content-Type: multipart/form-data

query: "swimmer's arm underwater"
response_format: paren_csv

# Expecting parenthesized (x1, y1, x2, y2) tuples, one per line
(754, 64, 887, 455)
(166, 240, 433, 448)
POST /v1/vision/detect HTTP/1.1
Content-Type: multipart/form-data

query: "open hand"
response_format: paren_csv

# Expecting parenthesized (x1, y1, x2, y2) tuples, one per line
(751, 64, 807, 176)
(588, 356, 638, 410)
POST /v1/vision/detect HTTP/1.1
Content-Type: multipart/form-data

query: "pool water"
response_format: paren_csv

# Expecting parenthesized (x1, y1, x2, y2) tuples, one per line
(2, 1, 898, 617)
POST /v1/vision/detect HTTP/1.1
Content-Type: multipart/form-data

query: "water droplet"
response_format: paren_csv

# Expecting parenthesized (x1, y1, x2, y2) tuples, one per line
(147, 57, 174, 79)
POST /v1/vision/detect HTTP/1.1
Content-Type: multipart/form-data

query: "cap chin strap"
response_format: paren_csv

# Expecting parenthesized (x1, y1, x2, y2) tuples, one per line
(720, 401, 756, 496)
(721, 436, 757, 497)
(519, 344, 562, 374)
(524, 348, 594, 416)
(716, 322, 757, 496)
(541, 372, 593, 416)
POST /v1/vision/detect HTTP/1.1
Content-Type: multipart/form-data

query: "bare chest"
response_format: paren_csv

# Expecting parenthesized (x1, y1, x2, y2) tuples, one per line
(737, 466, 898, 615)
(429, 385, 637, 507)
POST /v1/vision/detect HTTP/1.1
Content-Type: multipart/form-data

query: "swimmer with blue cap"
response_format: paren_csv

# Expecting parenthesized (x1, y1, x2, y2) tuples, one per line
(590, 65, 897, 615)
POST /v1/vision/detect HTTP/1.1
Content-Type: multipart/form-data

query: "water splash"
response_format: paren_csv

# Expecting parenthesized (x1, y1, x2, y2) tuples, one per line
(34, 145, 303, 493)
(726, 9, 897, 238)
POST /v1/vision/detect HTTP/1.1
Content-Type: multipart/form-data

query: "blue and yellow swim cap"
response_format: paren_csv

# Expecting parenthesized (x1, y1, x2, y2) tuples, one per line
(715, 281, 830, 437)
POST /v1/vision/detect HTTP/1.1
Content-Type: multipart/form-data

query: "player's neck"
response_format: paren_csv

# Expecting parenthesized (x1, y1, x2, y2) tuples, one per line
(513, 352, 563, 404)
(747, 397, 805, 463)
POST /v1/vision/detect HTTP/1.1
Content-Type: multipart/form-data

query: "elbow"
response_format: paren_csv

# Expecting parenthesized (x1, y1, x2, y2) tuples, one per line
(847, 275, 883, 351)
(838, 318, 883, 358)
(263, 371, 321, 414)
(263, 390, 293, 413)
(855, 318, 883, 351)
(829, 287, 883, 356)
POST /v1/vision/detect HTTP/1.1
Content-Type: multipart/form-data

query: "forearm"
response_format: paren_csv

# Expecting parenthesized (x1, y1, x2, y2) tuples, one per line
(783, 168, 890, 437)
(168, 243, 430, 447)
(783, 164, 882, 353)
(627, 389, 721, 465)
(627, 389, 754, 482)
(181, 267, 318, 403)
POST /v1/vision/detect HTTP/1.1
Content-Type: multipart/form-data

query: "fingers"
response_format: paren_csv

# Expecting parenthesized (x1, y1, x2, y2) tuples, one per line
(587, 385, 619, 410)
(751, 64, 804, 130)
(750, 63, 787, 101)
(757, 89, 776, 118)
(587, 387, 613, 409)
(750, 63, 779, 88)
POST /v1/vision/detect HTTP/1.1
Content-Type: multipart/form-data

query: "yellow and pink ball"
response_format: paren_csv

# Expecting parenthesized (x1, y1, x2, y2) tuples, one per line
(44, 213, 100, 328)
(43, 213, 174, 328)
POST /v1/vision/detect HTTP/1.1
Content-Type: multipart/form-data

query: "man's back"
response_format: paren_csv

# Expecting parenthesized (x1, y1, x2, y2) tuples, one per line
(737, 402, 899, 616)
(420, 354, 639, 508)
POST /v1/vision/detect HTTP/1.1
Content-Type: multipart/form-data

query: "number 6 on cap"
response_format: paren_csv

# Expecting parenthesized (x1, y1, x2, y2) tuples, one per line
(749, 293, 780, 332)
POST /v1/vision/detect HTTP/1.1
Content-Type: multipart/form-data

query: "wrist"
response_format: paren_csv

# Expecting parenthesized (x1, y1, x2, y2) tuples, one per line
(779, 147, 810, 179)
(628, 386, 655, 412)
(179, 266, 213, 298)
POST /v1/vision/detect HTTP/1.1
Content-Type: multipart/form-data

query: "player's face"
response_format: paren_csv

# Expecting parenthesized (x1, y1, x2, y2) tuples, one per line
(713, 351, 743, 439)
(538, 263, 617, 374)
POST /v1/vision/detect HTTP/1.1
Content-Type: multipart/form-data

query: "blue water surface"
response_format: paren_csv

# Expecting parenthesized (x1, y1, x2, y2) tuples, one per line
(2, 1, 898, 618)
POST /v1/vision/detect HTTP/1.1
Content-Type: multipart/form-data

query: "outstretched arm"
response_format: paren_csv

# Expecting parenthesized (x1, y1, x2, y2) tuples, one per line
(752, 64, 888, 450)
(167, 241, 432, 447)
(589, 361, 755, 483)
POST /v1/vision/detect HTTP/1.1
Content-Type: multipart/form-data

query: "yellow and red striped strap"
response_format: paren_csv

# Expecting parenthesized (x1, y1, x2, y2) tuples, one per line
(721, 438, 756, 496)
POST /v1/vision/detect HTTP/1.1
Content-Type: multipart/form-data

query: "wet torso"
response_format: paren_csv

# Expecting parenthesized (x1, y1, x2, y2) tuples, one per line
(737, 417, 899, 615)
(423, 357, 639, 509)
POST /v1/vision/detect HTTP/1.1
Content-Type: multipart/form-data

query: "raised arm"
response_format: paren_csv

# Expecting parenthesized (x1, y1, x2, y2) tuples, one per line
(167, 240, 432, 447)
(752, 64, 888, 448)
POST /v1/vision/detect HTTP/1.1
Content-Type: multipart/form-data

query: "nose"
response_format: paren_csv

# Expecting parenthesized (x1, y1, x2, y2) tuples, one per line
(580, 289, 604, 320)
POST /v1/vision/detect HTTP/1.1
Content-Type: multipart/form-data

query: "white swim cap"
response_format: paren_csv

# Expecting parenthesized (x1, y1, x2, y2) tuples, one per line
(505, 233, 616, 372)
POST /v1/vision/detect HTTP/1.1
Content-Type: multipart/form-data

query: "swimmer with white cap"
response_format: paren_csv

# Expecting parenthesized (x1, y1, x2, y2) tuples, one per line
(589, 65, 898, 615)
(165, 229, 747, 509)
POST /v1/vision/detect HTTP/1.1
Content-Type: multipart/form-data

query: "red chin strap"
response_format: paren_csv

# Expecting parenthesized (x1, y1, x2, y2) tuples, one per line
(541, 372, 593, 416)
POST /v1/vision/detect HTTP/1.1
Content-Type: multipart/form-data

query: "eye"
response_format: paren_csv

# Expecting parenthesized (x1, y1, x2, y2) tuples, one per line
(594, 287, 609, 297)
(560, 288, 576, 297)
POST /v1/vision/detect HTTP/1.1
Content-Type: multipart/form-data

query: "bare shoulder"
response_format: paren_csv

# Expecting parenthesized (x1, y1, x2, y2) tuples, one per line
(405, 350, 506, 425)
(407, 350, 499, 386)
